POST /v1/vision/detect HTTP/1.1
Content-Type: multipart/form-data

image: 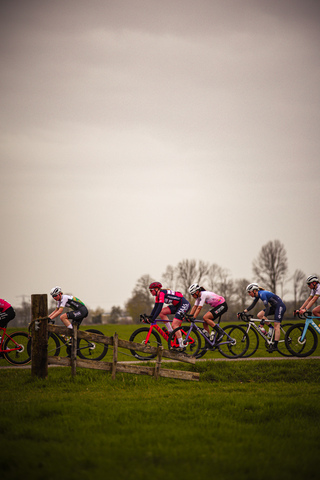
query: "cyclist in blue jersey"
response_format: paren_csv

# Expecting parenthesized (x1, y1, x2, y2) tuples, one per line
(239, 283, 286, 352)
(49, 286, 88, 330)
(148, 282, 190, 351)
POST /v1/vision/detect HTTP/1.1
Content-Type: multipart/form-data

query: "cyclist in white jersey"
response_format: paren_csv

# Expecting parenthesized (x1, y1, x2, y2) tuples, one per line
(48, 286, 88, 329)
(299, 275, 320, 317)
(188, 283, 228, 342)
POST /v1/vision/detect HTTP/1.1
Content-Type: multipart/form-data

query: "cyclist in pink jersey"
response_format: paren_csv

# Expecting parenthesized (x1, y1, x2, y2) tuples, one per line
(299, 275, 320, 317)
(148, 282, 190, 351)
(0, 298, 16, 328)
(189, 283, 228, 342)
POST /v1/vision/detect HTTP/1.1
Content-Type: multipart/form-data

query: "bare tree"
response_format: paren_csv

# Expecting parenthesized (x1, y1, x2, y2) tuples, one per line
(292, 269, 309, 309)
(125, 274, 155, 323)
(234, 278, 251, 312)
(252, 240, 288, 294)
(174, 259, 210, 300)
(161, 265, 178, 290)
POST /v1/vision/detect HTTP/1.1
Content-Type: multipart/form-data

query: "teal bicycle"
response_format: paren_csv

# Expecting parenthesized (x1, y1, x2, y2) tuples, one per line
(285, 311, 320, 357)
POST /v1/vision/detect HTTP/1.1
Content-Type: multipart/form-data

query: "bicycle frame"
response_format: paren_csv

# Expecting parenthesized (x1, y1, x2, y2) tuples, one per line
(183, 320, 233, 349)
(299, 315, 320, 341)
(0, 327, 26, 354)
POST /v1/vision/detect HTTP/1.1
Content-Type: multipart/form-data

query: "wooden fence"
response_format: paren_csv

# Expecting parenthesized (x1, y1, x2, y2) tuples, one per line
(30, 294, 199, 382)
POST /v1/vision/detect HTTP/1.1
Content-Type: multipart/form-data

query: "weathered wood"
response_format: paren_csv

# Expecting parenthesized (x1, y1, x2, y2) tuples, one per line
(31, 294, 48, 379)
(47, 325, 196, 364)
(112, 332, 118, 380)
(47, 356, 199, 381)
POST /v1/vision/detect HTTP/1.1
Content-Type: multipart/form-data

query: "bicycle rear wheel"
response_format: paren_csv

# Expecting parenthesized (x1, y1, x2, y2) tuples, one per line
(168, 326, 201, 357)
(129, 327, 161, 360)
(218, 325, 249, 358)
(285, 323, 318, 357)
(77, 329, 108, 361)
(3, 332, 31, 365)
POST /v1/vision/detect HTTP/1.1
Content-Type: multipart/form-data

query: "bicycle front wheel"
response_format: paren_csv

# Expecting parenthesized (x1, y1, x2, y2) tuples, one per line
(3, 332, 31, 365)
(48, 332, 61, 356)
(285, 323, 318, 357)
(168, 326, 201, 357)
(239, 324, 259, 358)
(129, 327, 161, 360)
(218, 325, 249, 358)
(277, 323, 293, 357)
(77, 329, 108, 361)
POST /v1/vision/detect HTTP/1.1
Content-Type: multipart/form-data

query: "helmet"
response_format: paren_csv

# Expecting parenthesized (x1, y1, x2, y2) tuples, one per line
(246, 283, 259, 292)
(149, 282, 162, 290)
(306, 275, 319, 285)
(189, 283, 200, 295)
(50, 286, 62, 297)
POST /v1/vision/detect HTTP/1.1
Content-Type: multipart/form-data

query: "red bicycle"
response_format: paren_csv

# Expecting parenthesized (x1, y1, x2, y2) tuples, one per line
(0, 326, 31, 365)
(129, 314, 201, 360)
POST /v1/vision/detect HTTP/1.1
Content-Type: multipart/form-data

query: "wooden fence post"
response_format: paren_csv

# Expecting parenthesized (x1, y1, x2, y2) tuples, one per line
(71, 327, 77, 377)
(31, 294, 48, 379)
(154, 345, 163, 380)
(112, 332, 118, 380)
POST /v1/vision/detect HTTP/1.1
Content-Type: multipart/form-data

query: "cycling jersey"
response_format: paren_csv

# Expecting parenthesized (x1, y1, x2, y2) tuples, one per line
(150, 289, 187, 321)
(0, 299, 11, 312)
(194, 291, 225, 308)
(247, 290, 286, 321)
(56, 295, 86, 310)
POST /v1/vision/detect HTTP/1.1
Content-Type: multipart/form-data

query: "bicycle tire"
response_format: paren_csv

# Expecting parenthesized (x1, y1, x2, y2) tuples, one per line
(77, 329, 108, 361)
(285, 323, 318, 357)
(276, 323, 293, 357)
(168, 326, 201, 357)
(3, 332, 31, 365)
(129, 327, 162, 360)
(218, 325, 249, 358)
(48, 332, 61, 356)
(239, 324, 259, 358)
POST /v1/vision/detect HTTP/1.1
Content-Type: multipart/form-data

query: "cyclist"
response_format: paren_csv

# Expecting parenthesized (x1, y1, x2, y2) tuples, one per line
(188, 283, 227, 342)
(0, 298, 16, 328)
(148, 282, 190, 351)
(299, 275, 320, 317)
(48, 286, 88, 329)
(240, 283, 286, 351)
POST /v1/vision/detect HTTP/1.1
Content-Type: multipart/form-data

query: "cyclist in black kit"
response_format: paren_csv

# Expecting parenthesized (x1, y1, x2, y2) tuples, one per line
(49, 286, 88, 330)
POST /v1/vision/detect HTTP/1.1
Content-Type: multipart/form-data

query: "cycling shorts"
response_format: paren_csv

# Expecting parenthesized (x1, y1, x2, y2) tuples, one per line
(168, 299, 191, 321)
(66, 306, 88, 325)
(209, 301, 228, 320)
(0, 307, 16, 328)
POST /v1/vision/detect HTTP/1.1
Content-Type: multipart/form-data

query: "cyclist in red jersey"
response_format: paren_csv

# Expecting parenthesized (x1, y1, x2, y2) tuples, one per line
(0, 298, 16, 328)
(148, 282, 190, 351)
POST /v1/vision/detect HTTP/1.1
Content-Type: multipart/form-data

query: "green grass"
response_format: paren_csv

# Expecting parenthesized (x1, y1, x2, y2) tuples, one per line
(1, 359, 319, 480)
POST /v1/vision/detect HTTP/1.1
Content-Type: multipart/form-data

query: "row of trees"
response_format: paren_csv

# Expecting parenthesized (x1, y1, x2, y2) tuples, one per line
(9, 240, 315, 327)
(124, 240, 313, 322)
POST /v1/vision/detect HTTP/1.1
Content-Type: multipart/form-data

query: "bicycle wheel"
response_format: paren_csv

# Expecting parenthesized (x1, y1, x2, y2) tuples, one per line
(168, 326, 201, 357)
(285, 323, 318, 357)
(277, 323, 293, 357)
(239, 324, 259, 358)
(77, 329, 108, 361)
(218, 325, 249, 358)
(3, 332, 31, 365)
(48, 332, 61, 356)
(129, 327, 162, 360)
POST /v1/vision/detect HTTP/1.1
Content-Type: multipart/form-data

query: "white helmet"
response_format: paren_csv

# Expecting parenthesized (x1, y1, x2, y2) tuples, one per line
(306, 275, 319, 285)
(50, 286, 62, 297)
(246, 283, 259, 292)
(189, 283, 200, 295)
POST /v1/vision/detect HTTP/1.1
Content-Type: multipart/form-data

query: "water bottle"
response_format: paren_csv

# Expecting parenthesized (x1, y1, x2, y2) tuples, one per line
(202, 328, 210, 338)
(259, 326, 266, 335)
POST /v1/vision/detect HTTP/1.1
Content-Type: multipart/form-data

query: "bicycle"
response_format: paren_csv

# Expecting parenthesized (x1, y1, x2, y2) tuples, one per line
(48, 319, 108, 361)
(285, 311, 320, 357)
(169, 313, 249, 359)
(129, 314, 202, 360)
(237, 312, 293, 357)
(0, 326, 31, 365)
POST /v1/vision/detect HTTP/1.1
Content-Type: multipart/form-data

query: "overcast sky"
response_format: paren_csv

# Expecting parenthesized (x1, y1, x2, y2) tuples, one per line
(1, 0, 319, 312)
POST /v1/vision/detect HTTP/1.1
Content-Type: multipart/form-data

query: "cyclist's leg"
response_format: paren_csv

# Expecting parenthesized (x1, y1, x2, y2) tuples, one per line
(312, 305, 320, 317)
(159, 306, 173, 332)
(272, 303, 286, 349)
(204, 302, 228, 336)
(171, 301, 190, 348)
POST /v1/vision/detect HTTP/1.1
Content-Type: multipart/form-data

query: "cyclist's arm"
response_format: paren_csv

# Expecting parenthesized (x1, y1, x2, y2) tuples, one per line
(149, 303, 163, 321)
(190, 305, 202, 318)
(244, 297, 258, 313)
(48, 307, 64, 320)
(301, 295, 319, 312)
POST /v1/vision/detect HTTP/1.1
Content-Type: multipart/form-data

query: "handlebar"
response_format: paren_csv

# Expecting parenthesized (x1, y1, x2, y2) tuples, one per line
(293, 310, 313, 319)
(237, 312, 254, 322)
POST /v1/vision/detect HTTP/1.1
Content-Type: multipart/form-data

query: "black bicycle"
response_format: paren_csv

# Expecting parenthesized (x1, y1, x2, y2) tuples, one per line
(48, 320, 108, 361)
(169, 314, 249, 359)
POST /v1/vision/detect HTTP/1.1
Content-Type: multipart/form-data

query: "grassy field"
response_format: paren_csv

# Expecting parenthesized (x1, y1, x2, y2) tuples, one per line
(1, 323, 320, 480)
